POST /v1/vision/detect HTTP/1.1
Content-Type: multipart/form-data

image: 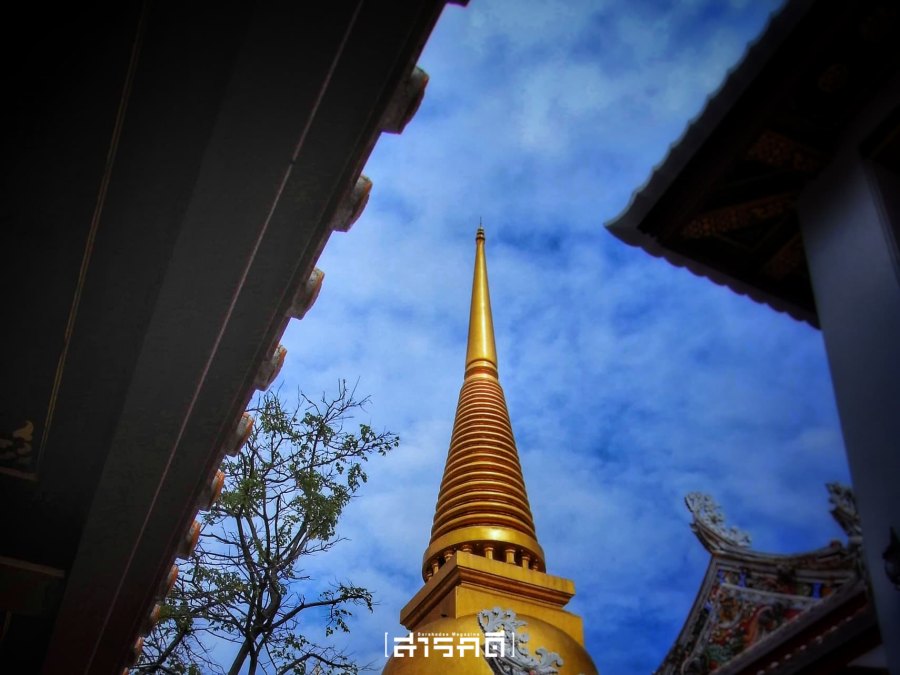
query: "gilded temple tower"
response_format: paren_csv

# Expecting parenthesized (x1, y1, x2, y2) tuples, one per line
(384, 229, 598, 674)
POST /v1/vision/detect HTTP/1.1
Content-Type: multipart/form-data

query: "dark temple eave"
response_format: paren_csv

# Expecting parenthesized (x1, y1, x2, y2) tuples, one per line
(605, 0, 900, 327)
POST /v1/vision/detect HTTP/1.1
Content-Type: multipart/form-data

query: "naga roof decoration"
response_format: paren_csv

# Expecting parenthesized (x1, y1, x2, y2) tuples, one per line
(685, 492, 752, 552)
(826, 481, 863, 545)
(657, 485, 881, 675)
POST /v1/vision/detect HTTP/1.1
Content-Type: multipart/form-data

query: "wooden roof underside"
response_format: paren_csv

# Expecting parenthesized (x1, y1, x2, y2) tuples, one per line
(606, 0, 900, 326)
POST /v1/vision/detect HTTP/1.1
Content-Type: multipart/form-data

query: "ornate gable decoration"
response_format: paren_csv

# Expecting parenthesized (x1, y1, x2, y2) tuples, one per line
(658, 486, 863, 675)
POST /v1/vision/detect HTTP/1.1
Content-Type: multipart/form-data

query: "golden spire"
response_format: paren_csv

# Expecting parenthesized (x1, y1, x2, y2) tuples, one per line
(423, 227, 544, 580)
(385, 227, 597, 675)
(464, 226, 498, 379)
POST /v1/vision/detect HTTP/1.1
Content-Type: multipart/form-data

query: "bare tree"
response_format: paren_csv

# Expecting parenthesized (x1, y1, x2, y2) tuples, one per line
(137, 382, 399, 675)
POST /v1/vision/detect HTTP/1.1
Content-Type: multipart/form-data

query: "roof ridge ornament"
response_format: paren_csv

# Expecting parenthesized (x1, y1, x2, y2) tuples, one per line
(685, 492, 751, 552)
(827, 482, 862, 546)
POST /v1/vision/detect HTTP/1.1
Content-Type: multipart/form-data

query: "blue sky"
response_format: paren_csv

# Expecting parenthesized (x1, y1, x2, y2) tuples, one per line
(275, 1, 852, 673)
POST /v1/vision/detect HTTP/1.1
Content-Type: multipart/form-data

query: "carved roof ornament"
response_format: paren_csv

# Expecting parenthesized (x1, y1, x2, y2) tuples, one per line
(477, 608, 567, 675)
(680, 193, 795, 240)
(658, 486, 867, 675)
(827, 482, 863, 545)
(685, 492, 751, 552)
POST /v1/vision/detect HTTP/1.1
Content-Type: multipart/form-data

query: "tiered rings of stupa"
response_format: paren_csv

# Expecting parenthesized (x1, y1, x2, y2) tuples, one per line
(422, 228, 545, 580)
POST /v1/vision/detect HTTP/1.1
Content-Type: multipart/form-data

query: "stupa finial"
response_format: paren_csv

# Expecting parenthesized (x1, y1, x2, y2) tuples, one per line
(465, 226, 498, 379)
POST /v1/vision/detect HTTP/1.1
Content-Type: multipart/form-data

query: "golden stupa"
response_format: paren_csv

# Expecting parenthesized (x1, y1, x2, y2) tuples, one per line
(383, 228, 598, 675)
